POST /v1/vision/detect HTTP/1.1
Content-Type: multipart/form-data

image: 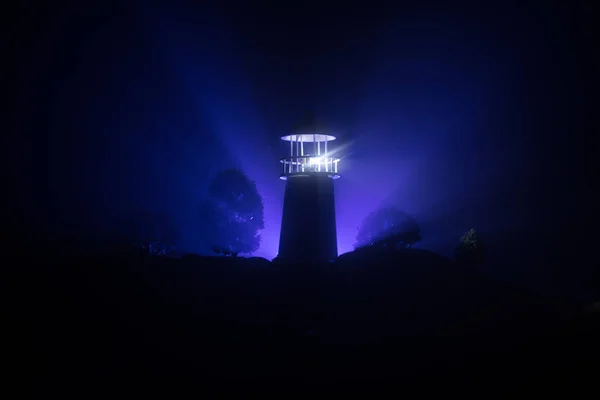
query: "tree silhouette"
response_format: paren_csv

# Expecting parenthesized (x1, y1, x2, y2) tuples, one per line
(202, 169, 264, 256)
(355, 207, 421, 250)
(455, 228, 485, 266)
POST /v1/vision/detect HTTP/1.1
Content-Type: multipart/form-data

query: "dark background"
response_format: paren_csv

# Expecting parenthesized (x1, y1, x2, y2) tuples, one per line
(5, 1, 598, 393)
(6, 0, 594, 288)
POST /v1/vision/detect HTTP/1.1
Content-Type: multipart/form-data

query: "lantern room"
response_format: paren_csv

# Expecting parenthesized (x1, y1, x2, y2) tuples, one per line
(279, 134, 340, 180)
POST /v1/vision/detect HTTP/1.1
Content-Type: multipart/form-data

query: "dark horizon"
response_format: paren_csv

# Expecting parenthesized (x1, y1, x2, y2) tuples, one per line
(8, 1, 592, 266)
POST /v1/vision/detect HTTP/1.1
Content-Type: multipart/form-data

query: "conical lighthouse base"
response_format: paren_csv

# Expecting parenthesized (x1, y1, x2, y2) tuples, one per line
(278, 173, 338, 263)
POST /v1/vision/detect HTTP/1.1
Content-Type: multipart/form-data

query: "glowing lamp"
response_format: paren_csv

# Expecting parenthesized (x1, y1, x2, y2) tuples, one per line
(308, 156, 323, 166)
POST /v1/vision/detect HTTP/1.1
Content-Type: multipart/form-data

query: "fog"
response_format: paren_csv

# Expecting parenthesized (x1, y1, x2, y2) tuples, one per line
(11, 2, 586, 262)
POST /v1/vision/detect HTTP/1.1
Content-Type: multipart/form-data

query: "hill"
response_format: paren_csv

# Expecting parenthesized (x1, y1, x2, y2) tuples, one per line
(12, 237, 599, 395)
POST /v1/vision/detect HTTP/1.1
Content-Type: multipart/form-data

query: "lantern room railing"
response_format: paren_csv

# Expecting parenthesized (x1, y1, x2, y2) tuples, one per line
(280, 155, 340, 179)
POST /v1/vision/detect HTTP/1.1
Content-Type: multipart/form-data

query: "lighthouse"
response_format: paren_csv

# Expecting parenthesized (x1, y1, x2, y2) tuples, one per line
(277, 128, 340, 263)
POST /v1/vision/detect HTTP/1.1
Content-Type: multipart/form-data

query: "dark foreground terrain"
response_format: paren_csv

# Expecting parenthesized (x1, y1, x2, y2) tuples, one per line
(12, 237, 599, 395)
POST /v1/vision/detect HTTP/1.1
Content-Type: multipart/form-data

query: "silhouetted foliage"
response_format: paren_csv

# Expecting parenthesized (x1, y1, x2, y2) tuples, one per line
(455, 228, 485, 266)
(587, 302, 600, 314)
(121, 210, 180, 256)
(21, 233, 597, 393)
(355, 207, 421, 250)
(202, 169, 265, 256)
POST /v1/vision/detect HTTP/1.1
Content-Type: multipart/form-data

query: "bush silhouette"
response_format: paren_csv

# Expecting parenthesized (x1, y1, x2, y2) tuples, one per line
(455, 228, 485, 266)
(121, 210, 180, 256)
(355, 207, 421, 250)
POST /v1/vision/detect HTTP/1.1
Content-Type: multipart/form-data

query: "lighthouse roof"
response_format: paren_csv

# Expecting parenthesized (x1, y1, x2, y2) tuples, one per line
(281, 133, 336, 142)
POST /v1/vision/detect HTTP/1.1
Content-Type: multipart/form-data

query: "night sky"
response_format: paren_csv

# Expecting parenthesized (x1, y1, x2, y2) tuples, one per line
(9, 1, 591, 266)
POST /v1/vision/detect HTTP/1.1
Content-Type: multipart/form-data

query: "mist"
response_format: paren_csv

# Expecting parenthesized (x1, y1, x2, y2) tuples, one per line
(10, 2, 587, 265)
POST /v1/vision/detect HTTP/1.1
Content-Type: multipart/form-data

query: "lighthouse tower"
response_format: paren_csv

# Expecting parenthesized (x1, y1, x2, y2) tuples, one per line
(277, 128, 341, 263)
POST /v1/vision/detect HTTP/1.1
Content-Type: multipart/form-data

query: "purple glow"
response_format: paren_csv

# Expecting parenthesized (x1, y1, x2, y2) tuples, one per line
(140, 7, 535, 261)
(23, 1, 580, 286)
